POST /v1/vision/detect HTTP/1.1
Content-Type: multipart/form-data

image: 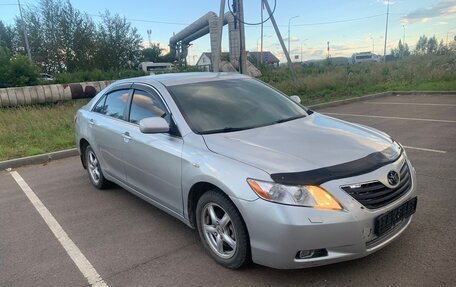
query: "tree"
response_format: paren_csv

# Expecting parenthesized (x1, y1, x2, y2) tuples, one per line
(415, 35, 428, 55)
(13, 0, 97, 73)
(437, 39, 448, 55)
(391, 40, 410, 59)
(141, 45, 163, 62)
(0, 21, 14, 51)
(427, 35, 438, 54)
(94, 11, 143, 70)
(0, 47, 39, 88)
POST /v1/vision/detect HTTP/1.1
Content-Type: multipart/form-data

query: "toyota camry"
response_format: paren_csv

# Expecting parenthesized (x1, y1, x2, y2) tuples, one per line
(75, 72, 417, 269)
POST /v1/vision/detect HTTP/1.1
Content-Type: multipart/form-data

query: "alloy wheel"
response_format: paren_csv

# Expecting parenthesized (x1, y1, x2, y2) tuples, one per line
(201, 203, 237, 259)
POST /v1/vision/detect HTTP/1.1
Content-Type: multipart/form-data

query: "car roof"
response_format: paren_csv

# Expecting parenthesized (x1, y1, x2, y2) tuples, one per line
(115, 72, 251, 87)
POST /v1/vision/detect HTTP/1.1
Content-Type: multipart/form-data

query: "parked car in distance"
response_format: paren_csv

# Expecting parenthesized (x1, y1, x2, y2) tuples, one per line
(75, 72, 417, 269)
(39, 73, 56, 82)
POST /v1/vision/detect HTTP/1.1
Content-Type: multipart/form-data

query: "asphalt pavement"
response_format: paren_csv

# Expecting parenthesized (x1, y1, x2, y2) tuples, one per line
(1, 93, 455, 286)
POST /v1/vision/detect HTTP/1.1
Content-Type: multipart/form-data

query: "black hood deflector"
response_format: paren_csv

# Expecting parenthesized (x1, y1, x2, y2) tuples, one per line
(270, 147, 402, 186)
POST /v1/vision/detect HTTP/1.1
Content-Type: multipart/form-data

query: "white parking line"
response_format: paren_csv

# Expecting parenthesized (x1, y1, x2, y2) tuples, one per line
(10, 171, 108, 287)
(325, 113, 456, 123)
(403, 146, 447, 154)
(364, 102, 456, 107)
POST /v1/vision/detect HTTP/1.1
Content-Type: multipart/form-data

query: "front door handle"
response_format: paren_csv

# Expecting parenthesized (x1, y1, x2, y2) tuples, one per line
(122, 131, 131, 142)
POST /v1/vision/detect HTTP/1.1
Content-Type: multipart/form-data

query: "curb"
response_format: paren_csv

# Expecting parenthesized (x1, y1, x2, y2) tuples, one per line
(0, 148, 78, 170)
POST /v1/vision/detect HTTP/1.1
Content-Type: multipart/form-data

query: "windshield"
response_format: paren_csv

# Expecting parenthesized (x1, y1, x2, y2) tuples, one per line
(167, 78, 308, 134)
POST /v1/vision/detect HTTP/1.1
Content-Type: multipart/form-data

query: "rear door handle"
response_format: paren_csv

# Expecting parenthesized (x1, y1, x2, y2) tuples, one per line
(89, 119, 95, 126)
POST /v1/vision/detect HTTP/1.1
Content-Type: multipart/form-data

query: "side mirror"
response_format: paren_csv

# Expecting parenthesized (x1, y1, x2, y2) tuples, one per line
(290, 95, 301, 104)
(139, 117, 169, 134)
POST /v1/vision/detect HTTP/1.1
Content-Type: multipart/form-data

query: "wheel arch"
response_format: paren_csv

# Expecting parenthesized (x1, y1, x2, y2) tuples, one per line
(79, 138, 91, 169)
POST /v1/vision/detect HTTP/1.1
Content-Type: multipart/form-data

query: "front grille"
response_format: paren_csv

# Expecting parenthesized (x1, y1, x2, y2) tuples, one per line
(341, 162, 412, 209)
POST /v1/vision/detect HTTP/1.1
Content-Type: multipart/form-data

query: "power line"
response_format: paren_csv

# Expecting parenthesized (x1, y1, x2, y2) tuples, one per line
(290, 13, 385, 27)
(86, 14, 188, 26)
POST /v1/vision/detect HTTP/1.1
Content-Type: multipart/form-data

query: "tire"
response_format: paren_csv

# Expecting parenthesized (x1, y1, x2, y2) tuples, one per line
(84, 145, 110, 189)
(196, 190, 250, 269)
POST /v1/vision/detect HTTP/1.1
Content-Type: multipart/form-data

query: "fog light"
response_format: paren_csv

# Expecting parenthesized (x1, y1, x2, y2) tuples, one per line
(297, 249, 315, 259)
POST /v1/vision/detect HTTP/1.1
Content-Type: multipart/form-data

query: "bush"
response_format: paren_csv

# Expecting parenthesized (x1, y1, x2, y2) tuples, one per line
(53, 69, 146, 84)
(0, 47, 39, 88)
(259, 54, 456, 105)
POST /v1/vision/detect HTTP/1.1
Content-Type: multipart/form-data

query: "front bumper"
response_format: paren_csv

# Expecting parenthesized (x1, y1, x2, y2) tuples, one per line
(231, 159, 417, 269)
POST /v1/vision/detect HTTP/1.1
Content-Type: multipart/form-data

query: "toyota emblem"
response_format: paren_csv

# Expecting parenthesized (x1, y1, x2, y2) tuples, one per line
(387, 170, 400, 186)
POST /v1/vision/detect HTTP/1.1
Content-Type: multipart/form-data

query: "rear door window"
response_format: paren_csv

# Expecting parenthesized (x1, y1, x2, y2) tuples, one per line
(94, 89, 130, 120)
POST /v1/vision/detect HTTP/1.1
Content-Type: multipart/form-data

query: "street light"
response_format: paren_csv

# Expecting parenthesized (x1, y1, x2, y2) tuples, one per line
(288, 15, 299, 56)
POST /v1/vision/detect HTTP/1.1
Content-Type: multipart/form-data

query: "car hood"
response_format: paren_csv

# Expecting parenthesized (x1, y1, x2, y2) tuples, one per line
(202, 113, 397, 174)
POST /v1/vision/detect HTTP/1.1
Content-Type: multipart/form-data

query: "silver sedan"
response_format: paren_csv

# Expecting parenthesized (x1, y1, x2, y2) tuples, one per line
(75, 72, 417, 269)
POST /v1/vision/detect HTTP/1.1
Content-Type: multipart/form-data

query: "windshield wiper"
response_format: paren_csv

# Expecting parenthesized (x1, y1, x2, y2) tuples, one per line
(201, 127, 251, 135)
(275, 114, 306, 124)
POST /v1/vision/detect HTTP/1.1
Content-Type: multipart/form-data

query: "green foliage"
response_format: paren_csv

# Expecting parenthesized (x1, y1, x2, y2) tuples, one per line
(94, 10, 143, 70)
(0, 20, 14, 51)
(0, 99, 89, 160)
(7, 56, 40, 87)
(141, 45, 163, 62)
(53, 69, 146, 83)
(260, 54, 456, 105)
(414, 35, 450, 55)
(391, 40, 410, 59)
(0, 47, 39, 88)
(14, 0, 98, 73)
(13, 0, 143, 73)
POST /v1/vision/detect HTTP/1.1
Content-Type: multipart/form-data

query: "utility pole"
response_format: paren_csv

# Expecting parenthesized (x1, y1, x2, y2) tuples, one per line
(215, 0, 225, 73)
(237, 0, 247, 74)
(327, 41, 330, 59)
(260, 0, 264, 65)
(147, 29, 152, 47)
(18, 0, 32, 61)
(402, 24, 406, 44)
(288, 15, 299, 59)
(263, 0, 296, 80)
(383, 0, 390, 62)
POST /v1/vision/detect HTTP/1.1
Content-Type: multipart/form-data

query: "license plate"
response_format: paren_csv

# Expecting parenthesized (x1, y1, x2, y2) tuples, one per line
(374, 197, 417, 236)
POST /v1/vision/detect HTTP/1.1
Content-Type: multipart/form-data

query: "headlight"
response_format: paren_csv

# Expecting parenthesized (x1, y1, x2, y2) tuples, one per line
(247, 179, 343, 210)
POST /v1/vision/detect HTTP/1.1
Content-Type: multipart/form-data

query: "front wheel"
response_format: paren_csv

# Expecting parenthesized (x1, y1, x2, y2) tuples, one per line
(196, 190, 250, 269)
(85, 145, 110, 189)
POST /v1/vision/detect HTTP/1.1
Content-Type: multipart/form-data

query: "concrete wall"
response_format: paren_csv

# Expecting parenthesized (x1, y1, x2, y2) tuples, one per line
(0, 81, 114, 108)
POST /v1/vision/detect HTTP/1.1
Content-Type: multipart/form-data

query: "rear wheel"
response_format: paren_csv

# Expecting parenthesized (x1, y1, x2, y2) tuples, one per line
(196, 190, 250, 269)
(85, 145, 110, 189)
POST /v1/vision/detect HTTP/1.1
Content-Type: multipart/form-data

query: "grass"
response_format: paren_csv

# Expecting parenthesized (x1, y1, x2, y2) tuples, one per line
(0, 54, 455, 161)
(0, 99, 89, 160)
(260, 54, 456, 105)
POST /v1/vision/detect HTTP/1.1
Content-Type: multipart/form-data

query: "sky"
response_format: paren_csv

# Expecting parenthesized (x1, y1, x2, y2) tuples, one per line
(1, 0, 455, 64)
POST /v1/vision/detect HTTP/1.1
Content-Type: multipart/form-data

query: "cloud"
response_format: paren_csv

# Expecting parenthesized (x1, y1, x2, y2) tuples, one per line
(401, 0, 456, 24)
(434, 21, 449, 25)
(283, 36, 300, 42)
(376, 0, 396, 5)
